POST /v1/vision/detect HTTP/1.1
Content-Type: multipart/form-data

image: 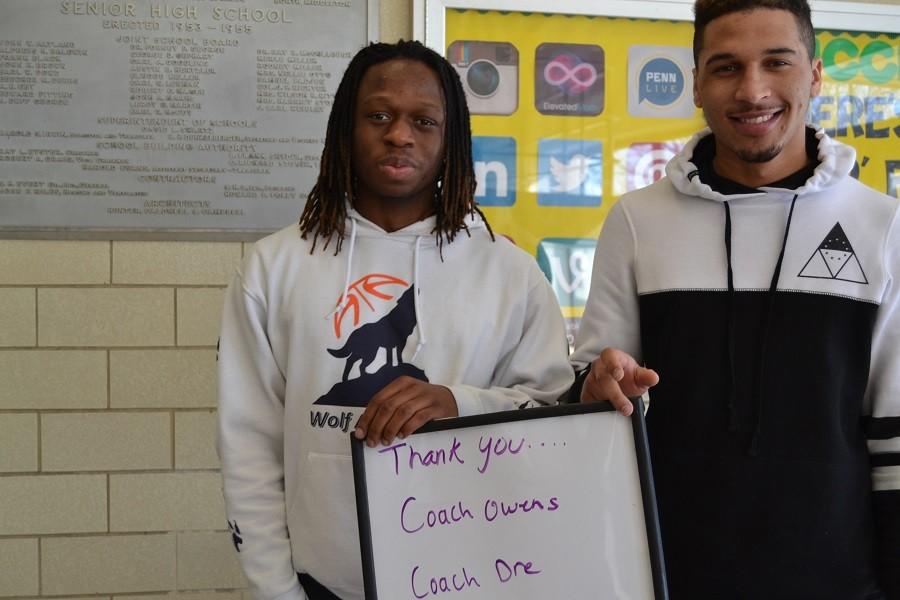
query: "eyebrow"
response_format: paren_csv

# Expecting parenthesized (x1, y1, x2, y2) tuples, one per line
(704, 47, 798, 67)
(357, 94, 444, 112)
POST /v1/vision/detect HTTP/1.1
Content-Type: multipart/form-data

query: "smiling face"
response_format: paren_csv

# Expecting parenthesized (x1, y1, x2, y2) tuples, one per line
(351, 58, 446, 232)
(693, 8, 822, 186)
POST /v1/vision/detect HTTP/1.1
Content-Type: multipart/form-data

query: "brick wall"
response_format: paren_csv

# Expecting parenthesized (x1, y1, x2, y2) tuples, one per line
(0, 240, 250, 599)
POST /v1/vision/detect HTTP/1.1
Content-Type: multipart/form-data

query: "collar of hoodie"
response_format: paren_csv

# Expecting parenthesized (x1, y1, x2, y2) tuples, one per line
(666, 126, 856, 203)
(326, 208, 488, 361)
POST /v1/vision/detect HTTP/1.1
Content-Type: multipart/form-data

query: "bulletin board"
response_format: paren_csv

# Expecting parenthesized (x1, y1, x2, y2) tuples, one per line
(418, 0, 900, 342)
(352, 400, 668, 599)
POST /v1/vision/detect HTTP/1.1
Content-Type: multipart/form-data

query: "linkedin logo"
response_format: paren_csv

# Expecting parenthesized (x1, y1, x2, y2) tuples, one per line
(472, 136, 517, 206)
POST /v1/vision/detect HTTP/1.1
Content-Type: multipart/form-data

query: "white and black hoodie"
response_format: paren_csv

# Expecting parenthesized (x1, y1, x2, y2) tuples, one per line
(218, 209, 573, 600)
(571, 128, 900, 599)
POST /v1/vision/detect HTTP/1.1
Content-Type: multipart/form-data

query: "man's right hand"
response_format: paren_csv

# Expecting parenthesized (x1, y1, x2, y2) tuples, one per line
(580, 348, 659, 416)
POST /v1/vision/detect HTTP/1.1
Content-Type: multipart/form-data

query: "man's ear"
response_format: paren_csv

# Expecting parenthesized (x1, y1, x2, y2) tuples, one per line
(810, 58, 823, 98)
(693, 67, 702, 108)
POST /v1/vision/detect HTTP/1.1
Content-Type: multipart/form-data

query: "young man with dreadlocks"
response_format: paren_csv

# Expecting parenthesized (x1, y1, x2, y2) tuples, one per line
(217, 40, 573, 600)
(570, 0, 899, 597)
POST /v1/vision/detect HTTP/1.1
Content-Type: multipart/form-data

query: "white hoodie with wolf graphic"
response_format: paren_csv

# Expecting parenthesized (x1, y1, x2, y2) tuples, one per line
(217, 208, 573, 600)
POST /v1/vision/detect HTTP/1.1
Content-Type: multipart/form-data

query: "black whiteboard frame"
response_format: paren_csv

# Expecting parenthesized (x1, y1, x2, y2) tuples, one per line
(351, 399, 668, 599)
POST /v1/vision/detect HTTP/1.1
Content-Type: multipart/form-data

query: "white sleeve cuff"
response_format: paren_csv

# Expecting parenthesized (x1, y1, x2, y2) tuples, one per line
(269, 583, 307, 600)
(447, 384, 483, 417)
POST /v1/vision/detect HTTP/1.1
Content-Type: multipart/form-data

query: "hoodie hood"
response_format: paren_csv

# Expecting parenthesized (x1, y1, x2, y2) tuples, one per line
(666, 126, 857, 202)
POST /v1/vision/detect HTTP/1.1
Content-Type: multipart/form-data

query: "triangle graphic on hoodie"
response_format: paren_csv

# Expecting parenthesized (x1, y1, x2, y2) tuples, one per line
(798, 223, 868, 284)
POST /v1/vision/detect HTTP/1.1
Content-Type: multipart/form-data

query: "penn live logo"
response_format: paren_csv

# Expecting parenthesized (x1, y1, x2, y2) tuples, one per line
(536, 238, 595, 308)
(628, 46, 695, 118)
(472, 136, 517, 206)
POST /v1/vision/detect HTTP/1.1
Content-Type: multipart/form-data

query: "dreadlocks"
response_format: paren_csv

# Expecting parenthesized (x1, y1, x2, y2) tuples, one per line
(299, 39, 493, 255)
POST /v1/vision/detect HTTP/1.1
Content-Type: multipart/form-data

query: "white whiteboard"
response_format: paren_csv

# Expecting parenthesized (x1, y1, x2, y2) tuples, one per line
(352, 402, 667, 599)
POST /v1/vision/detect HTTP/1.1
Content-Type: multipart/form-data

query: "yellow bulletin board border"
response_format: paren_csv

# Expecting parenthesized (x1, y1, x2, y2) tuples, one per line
(416, 1, 900, 44)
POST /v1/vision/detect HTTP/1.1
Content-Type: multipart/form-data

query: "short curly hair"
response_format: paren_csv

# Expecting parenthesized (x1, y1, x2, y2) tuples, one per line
(693, 0, 816, 66)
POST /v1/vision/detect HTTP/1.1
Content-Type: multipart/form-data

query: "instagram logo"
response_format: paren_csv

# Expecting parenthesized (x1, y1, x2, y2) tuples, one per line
(447, 40, 519, 116)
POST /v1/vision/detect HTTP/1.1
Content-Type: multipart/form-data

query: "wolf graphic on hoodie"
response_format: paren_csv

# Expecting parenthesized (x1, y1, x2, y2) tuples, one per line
(571, 128, 900, 599)
(217, 209, 573, 600)
(317, 285, 428, 405)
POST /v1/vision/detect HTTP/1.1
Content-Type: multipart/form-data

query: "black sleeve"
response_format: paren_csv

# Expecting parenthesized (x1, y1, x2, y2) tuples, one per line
(874, 489, 900, 598)
(559, 365, 590, 404)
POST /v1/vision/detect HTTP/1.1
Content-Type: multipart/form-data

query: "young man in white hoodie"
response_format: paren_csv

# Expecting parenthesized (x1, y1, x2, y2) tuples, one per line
(570, 1, 899, 598)
(218, 40, 573, 600)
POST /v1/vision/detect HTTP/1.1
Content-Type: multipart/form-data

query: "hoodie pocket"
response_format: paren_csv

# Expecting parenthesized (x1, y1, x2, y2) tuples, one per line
(288, 451, 362, 596)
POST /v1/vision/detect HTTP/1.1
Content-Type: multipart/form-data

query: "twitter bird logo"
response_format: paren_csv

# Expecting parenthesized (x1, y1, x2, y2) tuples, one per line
(550, 154, 590, 192)
(538, 140, 602, 206)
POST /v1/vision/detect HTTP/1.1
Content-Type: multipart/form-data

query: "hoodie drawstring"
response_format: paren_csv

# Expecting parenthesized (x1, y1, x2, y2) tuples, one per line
(327, 217, 358, 319)
(724, 202, 739, 432)
(723, 194, 798, 456)
(410, 235, 427, 361)
(327, 221, 428, 364)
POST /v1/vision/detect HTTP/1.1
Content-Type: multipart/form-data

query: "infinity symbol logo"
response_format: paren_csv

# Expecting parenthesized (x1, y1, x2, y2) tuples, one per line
(543, 54, 598, 94)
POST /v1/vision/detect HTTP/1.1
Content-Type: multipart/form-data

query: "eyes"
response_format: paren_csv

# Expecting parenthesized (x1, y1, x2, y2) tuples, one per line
(364, 111, 441, 129)
(710, 59, 792, 75)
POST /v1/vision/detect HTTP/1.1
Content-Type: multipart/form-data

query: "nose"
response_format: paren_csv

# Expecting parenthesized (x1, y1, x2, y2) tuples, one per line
(734, 66, 771, 104)
(383, 117, 414, 147)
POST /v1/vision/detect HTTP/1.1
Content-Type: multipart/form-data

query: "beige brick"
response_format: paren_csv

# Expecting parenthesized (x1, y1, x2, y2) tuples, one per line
(43, 534, 176, 594)
(42, 412, 170, 471)
(111, 349, 215, 408)
(0, 474, 106, 535)
(111, 472, 224, 532)
(177, 532, 247, 589)
(0, 350, 106, 409)
(39, 288, 174, 347)
(113, 242, 241, 285)
(0, 413, 38, 472)
(177, 287, 225, 346)
(42, 597, 109, 600)
(0, 538, 38, 596)
(117, 593, 240, 600)
(0, 288, 35, 346)
(176, 410, 220, 469)
(109, 349, 216, 408)
(0, 240, 110, 285)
